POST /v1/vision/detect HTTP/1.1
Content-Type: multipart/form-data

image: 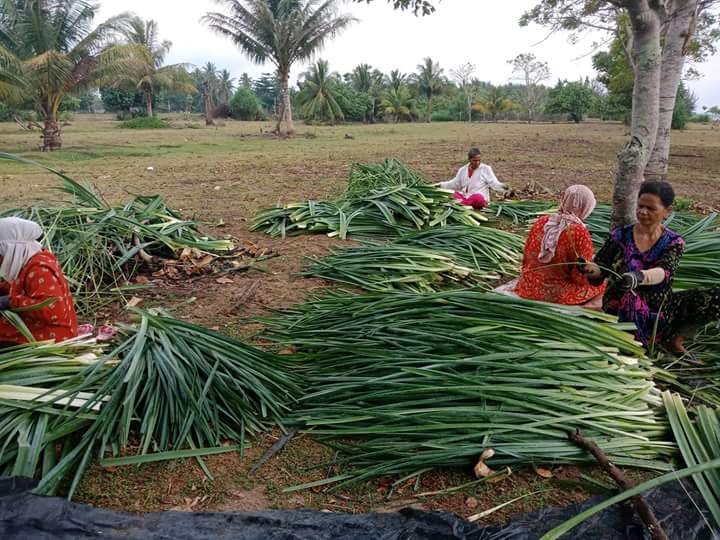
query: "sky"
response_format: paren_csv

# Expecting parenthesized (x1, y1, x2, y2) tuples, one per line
(97, 0, 720, 109)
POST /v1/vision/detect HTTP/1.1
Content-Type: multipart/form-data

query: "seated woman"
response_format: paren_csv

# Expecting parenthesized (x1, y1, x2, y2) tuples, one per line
(0, 217, 78, 344)
(515, 185, 605, 305)
(579, 181, 720, 359)
(439, 147, 508, 209)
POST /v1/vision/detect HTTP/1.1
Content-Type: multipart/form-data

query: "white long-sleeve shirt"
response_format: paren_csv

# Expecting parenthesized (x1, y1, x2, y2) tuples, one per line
(440, 164, 506, 201)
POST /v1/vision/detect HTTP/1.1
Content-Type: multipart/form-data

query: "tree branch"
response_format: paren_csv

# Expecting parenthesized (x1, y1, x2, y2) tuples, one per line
(569, 429, 669, 540)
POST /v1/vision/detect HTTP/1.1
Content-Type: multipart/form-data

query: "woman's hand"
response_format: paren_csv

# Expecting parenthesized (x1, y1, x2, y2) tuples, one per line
(576, 257, 601, 277)
(617, 271, 645, 292)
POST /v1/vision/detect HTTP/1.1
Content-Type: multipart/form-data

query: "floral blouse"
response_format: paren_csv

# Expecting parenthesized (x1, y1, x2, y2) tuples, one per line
(592, 225, 685, 345)
(0, 250, 78, 344)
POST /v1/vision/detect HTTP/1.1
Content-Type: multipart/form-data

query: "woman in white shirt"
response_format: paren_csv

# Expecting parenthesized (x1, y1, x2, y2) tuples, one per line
(439, 148, 508, 208)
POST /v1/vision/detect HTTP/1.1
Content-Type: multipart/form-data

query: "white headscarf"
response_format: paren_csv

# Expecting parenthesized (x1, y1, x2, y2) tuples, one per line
(0, 217, 44, 281)
(538, 185, 597, 264)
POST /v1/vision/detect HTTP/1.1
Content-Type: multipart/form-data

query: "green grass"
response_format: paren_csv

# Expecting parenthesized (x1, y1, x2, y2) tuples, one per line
(119, 116, 170, 129)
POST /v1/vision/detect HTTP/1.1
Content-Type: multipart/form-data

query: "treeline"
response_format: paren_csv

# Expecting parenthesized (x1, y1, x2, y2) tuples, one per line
(2, 57, 704, 129)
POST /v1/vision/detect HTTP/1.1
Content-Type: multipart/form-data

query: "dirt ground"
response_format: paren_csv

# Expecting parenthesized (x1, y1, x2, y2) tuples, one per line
(1, 114, 718, 524)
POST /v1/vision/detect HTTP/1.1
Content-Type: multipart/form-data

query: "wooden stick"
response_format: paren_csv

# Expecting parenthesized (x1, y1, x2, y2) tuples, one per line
(569, 429, 669, 540)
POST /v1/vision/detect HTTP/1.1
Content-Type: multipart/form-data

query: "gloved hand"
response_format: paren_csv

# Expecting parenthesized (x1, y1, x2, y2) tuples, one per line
(618, 271, 645, 292)
(0, 296, 10, 310)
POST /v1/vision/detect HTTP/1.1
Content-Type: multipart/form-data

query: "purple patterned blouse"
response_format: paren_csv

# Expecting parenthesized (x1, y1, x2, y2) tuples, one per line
(593, 225, 685, 345)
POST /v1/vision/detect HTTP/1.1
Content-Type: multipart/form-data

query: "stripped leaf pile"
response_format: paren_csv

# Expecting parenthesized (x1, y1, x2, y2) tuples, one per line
(0, 153, 234, 317)
(251, 159, 485, 239)
(1, 311, 301, 497)
(663, 392, 720, 527)
(671, 214, 720, 290)
(657, 322, 720, 407)
(483, 199, 555, 225)
(263, 290, 675, 488)
(344, 159, 425, 198)
(304, 225, 524, 292)
(0, 337, 109, 488)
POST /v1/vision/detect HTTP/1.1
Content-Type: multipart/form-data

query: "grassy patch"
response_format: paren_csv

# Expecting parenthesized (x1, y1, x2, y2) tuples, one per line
(120, 116, 170, 129)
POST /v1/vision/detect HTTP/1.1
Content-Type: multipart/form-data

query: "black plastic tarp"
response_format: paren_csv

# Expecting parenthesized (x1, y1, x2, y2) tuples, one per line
(0, 476, 715, 539)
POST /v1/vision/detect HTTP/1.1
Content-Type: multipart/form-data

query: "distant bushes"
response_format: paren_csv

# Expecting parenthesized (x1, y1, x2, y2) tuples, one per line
(230, 87, 263, 120)
(0, 102, 11, 122)
(120, 116, 170, 129)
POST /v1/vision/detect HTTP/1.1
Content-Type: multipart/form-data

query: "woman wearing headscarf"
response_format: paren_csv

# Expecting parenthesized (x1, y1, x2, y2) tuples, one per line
(0, 217, 78, 344)
(515, 185, 605, 305)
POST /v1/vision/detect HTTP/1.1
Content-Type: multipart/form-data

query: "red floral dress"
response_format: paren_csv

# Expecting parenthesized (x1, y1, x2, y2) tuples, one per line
(515, 215, 605, 305)
(0, 250, 78, 344)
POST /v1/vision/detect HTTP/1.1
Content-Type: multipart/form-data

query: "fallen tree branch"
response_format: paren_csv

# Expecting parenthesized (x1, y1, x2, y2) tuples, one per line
(568, 429, 668, 540)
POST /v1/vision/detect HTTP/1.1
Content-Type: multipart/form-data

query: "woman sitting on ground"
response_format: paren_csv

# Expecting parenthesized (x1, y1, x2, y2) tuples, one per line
(579, 181, 720, 359)
(0, 217, 78, 345)
(515, 185, 605, 305)
(439, 147, 508, 209)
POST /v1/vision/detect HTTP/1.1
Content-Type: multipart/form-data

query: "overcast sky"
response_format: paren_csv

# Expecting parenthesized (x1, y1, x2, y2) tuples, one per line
(97, 0, 720, 109)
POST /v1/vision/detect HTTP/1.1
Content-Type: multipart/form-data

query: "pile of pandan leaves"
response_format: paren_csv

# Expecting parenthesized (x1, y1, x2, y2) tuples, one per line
(0, 309, 301, 498)
(2, 155, 720, 535)
(252, 158, 720, 532)
(251, 159, 487, 239)
(0, 153, 234, 318)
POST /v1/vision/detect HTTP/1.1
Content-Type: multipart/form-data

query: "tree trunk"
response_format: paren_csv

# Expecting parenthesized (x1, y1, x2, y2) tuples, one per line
(205, 96, 214, 125)
(42, 116, 62, 151)
(466, 94, 471, 123)
(426, 94, 432, 123)
(145, 92, 153, 117)
(203, 81, 214, 126)
(645, 0, 698, 180)
(276, 71, 295, 136)
(611, 0, 662, 227)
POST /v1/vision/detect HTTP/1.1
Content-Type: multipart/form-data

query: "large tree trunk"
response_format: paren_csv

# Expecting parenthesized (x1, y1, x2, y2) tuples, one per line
(42, 116, 62, 151)
(145, 91, 153, 117)
(611, 1, 663, 227)
(645, 0, 698, 180)
(276, 71, 295, 136)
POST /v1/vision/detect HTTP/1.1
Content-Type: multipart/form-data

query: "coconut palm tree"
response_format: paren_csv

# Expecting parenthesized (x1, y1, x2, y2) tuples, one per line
(387, 69, 407, 92)
(348, 63, 383, 122)
(239, 72, 253, 89)
(473, 86, 516, 122)
(382, 87, 416, 123)
(108, 17, 195, 117)
(297, 59, 343, 124)
(0, 0, 130, 150)
(218, 69, 235, 104)
(203, 0, 355, 135)
(414, 57, 444, 123)
(199, 62, 219, 124)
